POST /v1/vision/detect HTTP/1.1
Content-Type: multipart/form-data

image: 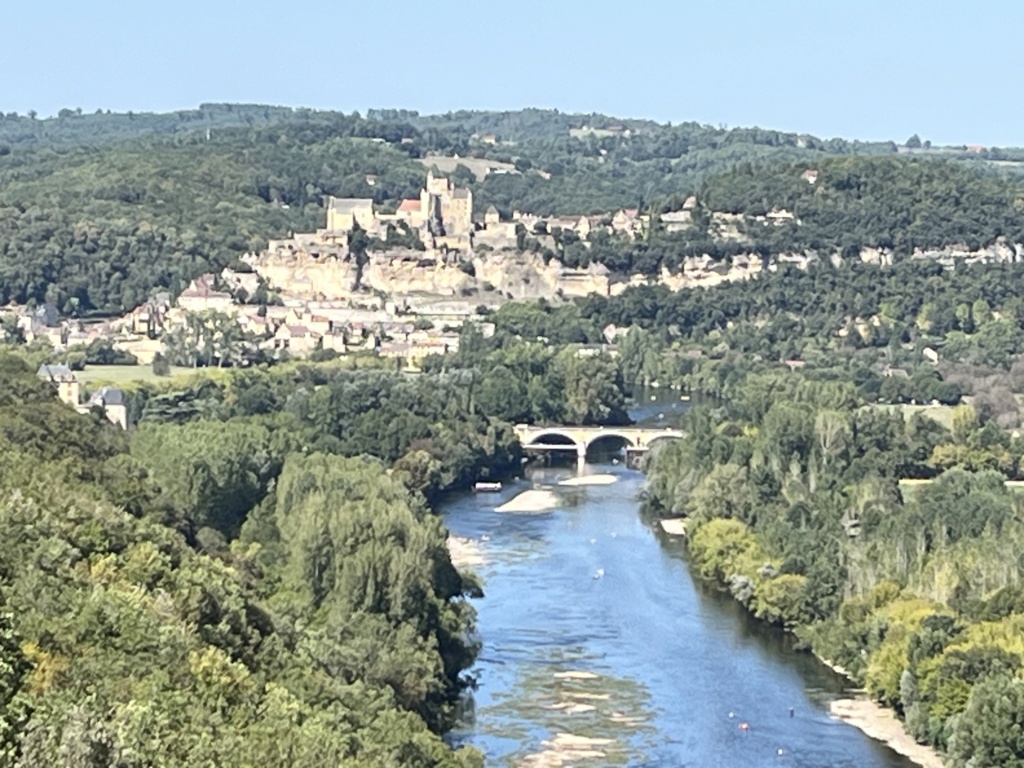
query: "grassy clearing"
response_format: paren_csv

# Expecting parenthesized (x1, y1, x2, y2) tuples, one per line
(76, 364, 195, 386)
(899, 477, 1024, 497)
(874, 403, 957, 431)
(898, 478, 933, 501)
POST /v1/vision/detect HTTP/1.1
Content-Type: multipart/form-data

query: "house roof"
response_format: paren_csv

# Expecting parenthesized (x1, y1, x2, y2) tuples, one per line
(180, 274, 231, 300)
(37, 363, 74, 380)
(452, 188, 471, 199)
(90, 386, 125, 406)
(180, 287, 232, 299)
(328, 197, 374, 213)
(485, 205, 499, 215)
(398, 199, 421, 212)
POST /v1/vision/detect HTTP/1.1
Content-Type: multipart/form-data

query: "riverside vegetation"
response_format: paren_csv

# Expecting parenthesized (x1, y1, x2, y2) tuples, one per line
(0, 355, 485, 767)
(0, 335, 632, 767)
(4, 105, 1024, 766)
(8, 253, 1024, 767)
(606, 265, 1024, 766)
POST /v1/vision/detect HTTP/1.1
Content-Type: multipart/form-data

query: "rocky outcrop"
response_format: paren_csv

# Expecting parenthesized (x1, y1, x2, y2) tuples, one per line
(246, 247, 611, 302)
(246, 242, 1024, 305)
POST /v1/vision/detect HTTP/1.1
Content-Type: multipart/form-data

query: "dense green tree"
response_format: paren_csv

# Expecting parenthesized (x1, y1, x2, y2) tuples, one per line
(130, 419, 279, 536)
(948, 676, 1024, 767)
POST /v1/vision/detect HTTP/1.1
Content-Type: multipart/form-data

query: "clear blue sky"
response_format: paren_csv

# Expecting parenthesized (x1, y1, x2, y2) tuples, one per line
(3, 0, 1021, 146)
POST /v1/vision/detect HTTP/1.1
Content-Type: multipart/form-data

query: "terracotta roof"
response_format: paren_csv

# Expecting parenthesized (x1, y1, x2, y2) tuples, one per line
(398, 199, 421, 212)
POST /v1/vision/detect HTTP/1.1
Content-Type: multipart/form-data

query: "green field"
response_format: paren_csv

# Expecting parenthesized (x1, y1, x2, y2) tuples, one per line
(76, 364, 196, 386)
(899, 477, 1024, 498)
(874, 403, 957, 431)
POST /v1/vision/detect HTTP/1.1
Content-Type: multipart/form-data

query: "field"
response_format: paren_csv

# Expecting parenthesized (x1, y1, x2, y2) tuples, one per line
(418, 154, 517, 178)
(873, 403, 957, 431)
(76, 364, 196, 386)
(899, 477, 1024, 499)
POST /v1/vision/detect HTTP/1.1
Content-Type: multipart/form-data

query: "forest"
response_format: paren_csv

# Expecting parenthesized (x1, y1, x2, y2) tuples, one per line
(1, 105, 1023, 314)
(0, 355, 487, 767)
(644, 369, 1024, 766)
(0, 329, 635, 767)
(4, 104, 1024, 765)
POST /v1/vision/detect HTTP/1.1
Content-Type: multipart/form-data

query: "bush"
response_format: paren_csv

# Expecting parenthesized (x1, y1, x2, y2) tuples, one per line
(151, 353, 171, 377)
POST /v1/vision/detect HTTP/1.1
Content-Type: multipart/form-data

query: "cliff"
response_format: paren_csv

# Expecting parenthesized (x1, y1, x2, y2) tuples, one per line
(245, 242, 1024, 306)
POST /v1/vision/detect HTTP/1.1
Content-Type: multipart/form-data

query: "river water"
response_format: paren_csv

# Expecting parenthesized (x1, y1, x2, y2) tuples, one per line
(443, 392, 916, 767)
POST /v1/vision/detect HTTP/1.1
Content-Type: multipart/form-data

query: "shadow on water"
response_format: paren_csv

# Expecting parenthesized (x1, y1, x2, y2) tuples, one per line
(443, 460, 917, 768)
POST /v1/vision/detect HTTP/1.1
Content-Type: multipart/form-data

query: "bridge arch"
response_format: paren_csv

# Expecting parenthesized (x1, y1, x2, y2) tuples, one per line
(524, 430, 585, 452)
(582, 431, 637, 452)
(645, 433, 681, 447)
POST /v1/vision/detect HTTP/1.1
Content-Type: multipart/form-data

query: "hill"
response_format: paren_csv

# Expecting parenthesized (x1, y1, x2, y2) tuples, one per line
(0, 105, 1023, 312)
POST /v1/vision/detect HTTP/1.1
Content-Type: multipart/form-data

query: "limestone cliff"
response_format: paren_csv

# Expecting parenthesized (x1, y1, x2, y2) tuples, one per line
(245, 247, 611, 302)
(246, 241, 1024, 305)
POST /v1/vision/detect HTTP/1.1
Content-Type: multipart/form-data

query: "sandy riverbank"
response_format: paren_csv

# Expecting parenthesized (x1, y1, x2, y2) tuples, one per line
(559, 474, 618, 487)
(497, 489, 562, 513)
(447, 536, 485, 569)
(830, 698, 945, 768)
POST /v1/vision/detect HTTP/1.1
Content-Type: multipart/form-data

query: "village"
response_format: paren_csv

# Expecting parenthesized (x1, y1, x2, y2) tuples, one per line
(14, 170, 723, 381)
(19, 159, 1022, 434)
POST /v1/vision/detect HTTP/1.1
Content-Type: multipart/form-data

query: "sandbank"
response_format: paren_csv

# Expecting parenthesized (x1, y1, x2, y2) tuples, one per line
(548, 702, 596, 714)
(659, 518, 688, 536)
(521, 733, 616, 767)
(496, 489, 562, 513)
(553, 670, 600, 681)
(830, 698, 945, 768)
(446, 536, 485, 569)
(558, 474, 618, 487)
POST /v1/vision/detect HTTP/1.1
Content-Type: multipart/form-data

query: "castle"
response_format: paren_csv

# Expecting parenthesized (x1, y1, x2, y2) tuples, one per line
(325, 171, 474, 250)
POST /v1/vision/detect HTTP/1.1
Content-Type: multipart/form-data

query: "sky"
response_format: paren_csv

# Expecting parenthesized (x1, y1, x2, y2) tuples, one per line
(2, 0, 1021, 146)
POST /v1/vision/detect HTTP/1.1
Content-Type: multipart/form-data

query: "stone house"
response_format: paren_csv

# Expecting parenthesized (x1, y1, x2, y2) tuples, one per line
(660, 210, 692, 233)
(396, 198, 427, 228)
(274, 324, 319, 355)
(325, 197, 375, 232)
(306, 314, 332, 336)
(177, 274, 235, 313)
(36, 365, 127, 429)
(37, 364, 79, 407)
(86, 386, 128, 430)
(611, 208, 643, 238)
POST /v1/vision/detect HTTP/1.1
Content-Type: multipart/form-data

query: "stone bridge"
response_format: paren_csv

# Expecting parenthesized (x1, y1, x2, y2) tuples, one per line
(514, 424, 684, 460)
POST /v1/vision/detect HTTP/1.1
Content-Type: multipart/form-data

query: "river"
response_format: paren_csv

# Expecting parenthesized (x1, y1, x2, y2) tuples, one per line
(442, 391, 917, 767)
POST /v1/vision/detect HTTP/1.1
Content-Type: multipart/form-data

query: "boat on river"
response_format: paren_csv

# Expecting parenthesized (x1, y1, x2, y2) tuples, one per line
(474, 481, 503, 492)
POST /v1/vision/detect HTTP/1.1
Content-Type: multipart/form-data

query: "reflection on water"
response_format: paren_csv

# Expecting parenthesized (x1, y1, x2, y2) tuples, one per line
(444, 465, 916, 768)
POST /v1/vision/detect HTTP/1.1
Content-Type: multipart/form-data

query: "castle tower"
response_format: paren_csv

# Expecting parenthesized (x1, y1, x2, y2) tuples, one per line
(425, 170, 450, 196)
